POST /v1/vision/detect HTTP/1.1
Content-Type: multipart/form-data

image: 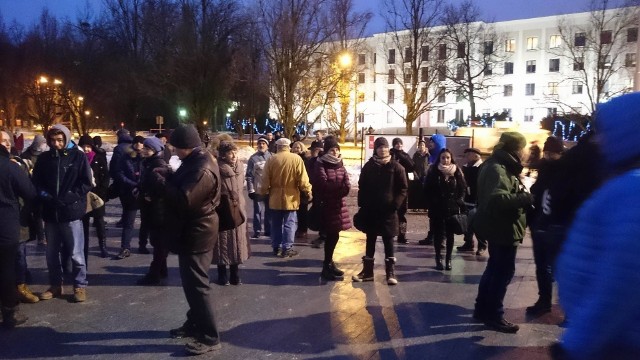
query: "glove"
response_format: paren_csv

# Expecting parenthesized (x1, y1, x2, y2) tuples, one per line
(305, 192, 312, 203)
(248, 192, 256, 200)
(516, 192, 533, 208)
(132, 187, 140, 198)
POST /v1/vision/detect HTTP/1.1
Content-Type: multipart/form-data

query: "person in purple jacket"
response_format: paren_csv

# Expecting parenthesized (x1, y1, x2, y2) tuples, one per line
(312, 136, 351, 281)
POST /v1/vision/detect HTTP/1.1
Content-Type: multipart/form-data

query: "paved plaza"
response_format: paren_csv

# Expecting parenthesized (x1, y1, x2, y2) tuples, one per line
(0, 195, 564, 359)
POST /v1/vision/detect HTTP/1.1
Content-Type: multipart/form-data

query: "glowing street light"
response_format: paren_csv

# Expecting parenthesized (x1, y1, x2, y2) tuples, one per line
(338, 52, 353, 69)
(39, 76, 48, 84)
(178, 108, 187, 118)
(84, 110, 91, 116)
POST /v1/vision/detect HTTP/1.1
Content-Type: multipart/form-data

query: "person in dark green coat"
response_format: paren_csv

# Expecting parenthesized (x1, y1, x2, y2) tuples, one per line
(472, 132, 532, 334)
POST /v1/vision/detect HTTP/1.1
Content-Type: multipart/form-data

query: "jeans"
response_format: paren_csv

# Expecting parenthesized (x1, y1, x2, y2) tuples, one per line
(270, 210, 297, 251)
(178, 251, 220, 345)
(475, 243, 517, 321)
(252, 198, 271, 235)
(45, 220, 87, 288)
(120, 208, 138, 250)
(15, 242, 28, 284)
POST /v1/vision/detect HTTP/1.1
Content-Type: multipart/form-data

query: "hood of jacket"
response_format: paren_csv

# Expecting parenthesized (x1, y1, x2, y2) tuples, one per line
(429, 134, 447, 164)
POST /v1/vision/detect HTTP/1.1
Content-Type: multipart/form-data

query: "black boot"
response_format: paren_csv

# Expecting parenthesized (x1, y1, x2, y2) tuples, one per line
(526, 299, 552, 315)
(2, 306, 27, 329)
(445, 251, 452, 270)
(329, 261, 344, 276)
(229, 264, 241, 285)
(385, 257, 398, 285)
(435, 248, 444, 271)
(99, 237, 108, 258)
(321, 262, 343, 281)
(352, 256, 374, 282)
(418, 230, 434, 245)
(217, 265, 229, 286)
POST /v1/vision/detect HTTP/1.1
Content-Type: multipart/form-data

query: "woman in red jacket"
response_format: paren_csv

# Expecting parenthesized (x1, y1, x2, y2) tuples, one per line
(312, 136, 351, 281)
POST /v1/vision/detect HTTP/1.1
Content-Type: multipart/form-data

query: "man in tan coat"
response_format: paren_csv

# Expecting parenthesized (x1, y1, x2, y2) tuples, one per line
(259, 138, 312, 257)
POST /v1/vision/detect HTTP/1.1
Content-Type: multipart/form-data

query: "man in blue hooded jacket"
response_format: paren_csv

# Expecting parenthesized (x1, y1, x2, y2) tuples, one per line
(32, 125, 92, 303)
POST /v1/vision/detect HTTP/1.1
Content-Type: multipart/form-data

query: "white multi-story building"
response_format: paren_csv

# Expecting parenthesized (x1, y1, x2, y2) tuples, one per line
(314, 8, 639, 134)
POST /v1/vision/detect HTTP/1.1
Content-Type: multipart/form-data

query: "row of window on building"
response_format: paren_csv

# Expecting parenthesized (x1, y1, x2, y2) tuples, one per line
(362, 28, 639, 66)
(357, 54, 636, 86)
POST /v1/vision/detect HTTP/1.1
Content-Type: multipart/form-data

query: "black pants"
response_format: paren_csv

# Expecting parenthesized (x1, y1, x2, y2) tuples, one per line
(365, 233, 394, 258)
(430, 216, 455, 258)
(296, 203, 308, 233)
(178, 251, 220, 345)
(148, 227, 169, 278)
(475, 243, 517, 321)
(531, 227, 565, 306)
(0, 243, 19, 308)
(323, 231, 339, 264)
(83, 206, 106, 267)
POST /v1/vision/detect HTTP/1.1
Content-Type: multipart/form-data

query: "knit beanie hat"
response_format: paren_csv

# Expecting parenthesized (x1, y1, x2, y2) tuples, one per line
(143, 137, 164, 153)
(92, 135, 102, 147)
(595, 92, 640, 169)
(257, 136, 268, 145)
(392, 137, 403, 147)
(170, 125, 201, 149)
(323, 135, 340, 153)
(218, 141, 238, 157)
(32, 135, 46, 148)
(78, 134, 94, 147)
(543, 136, 564, 154)
(118, 134, 133, 144)
(133, 135, 145, 145)
(495, 132, 527, 153)
(374, 137, 389, 151)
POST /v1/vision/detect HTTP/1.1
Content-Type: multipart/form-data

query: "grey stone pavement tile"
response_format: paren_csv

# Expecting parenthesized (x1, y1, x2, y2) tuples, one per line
(0, 199, 564, 359)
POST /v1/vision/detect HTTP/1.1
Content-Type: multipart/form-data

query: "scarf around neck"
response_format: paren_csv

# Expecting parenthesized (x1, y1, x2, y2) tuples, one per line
(438, 163, 457, 178)
(320, 153, 342, 165)
(86, 150, 96, 164)
(372, 153, 391, 165)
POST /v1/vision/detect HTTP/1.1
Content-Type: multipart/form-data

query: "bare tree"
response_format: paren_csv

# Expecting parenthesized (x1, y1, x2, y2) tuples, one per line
(258, 0, 336, 138)
(381, 0, 446, 135)
(440, 0, 503, 120)
(23, 77, 64, 133)
(323, 0, 371, 142)
(550, 0, 639, 114)
(160, 0, 245, 130)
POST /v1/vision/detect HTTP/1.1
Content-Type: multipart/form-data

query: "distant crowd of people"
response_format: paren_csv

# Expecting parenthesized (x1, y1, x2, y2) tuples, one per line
(3, 92, 640, 358)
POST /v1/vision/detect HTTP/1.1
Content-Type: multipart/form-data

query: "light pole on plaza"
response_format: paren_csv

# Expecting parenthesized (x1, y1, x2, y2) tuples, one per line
(338, 52, 359, 146)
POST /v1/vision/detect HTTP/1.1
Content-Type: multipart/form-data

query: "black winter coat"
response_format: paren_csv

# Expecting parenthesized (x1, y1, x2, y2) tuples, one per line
(358, 158, 408, 237)
(91, 148, 110, 201)
(32, 145, 92, 223)
(391, 148, 415, 175)
(424, 166, 467, 219)
(139, 154, 171, 229)
(116, 150, 142, 209)
(0, 149, 36, 246)
(163, 148, 221, 254)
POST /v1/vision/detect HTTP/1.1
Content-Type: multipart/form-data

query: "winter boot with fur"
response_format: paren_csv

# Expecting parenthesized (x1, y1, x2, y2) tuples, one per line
(385, 257, 398, 285)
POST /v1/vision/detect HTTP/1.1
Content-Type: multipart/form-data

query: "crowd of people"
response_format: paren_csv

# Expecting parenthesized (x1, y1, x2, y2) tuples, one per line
(1, 90, 638, 358)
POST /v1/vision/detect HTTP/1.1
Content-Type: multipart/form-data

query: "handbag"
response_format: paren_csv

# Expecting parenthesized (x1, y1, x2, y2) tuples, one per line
(307, 201, 323, 231)
(86, 191, 105, 214)
(217, 192, 245, 232)
(353, 208, 368, 232)
(447, 211, 468, 235)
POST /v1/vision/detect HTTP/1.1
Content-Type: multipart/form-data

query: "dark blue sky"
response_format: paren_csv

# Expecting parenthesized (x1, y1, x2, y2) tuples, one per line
(0, 0, 593, 35)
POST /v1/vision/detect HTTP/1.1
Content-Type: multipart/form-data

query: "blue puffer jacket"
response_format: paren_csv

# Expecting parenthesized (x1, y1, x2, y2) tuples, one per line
(556, 93, 640, 360)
